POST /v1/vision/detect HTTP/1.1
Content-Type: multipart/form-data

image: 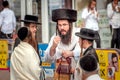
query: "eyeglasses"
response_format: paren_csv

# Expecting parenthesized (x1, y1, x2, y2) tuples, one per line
(57, 24, 69, 27)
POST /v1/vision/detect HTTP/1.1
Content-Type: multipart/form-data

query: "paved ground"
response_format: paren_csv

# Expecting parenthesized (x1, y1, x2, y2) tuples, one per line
(0, 70, 53, 80)
(0, 70, 10, 80)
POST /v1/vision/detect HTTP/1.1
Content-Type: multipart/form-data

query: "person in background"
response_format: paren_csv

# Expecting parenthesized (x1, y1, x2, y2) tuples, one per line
(79, 55, 102, 80)
(45, 9, 80, 80)
(75, 28, 99, 61)
(108, 53, 118, 79)
(81, 0, 101, 48)
(107, 0, 120, 48)
(13, 15, 41, 50)
(10, 27, 42, 80)
(0, 1, 16, 39)
(111, 53, 119, 71)
(74, 28, 99, 80)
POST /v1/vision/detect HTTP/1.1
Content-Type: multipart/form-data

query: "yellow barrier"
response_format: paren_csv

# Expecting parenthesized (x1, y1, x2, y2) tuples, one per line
(96, 49, 120, 80)
(0, 40, 8, 69)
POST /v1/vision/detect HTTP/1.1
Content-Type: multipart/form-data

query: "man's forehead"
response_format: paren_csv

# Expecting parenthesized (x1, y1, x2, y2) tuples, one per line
(57, 19, 69, 22)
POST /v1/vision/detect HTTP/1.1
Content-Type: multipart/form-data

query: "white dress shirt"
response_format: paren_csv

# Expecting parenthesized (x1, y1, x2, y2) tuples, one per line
(107, 2, 120, 28)
(45, 33, 81, 80)
(0, 8, 16, 34)
(81, 8, 99, 31)
(86, 74, 103, 80)
(45, 33, 81, 63)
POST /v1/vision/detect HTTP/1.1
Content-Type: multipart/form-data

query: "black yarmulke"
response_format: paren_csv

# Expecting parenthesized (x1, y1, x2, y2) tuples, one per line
(52, 9, 77, 22)
(2, 1, 9, 7)
(79, 55, 98, 72)
(17, 27, 28, 41)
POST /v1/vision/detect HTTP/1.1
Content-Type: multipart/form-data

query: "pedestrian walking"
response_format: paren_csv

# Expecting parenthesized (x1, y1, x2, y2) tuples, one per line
(0, 1, 16, 39)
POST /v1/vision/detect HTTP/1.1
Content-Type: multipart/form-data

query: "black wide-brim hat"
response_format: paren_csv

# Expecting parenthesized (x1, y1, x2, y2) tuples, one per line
(75, 28, 96, 40)
(20, 15, 41, 24)
(52, 9, 77, 22)
(17, 27, 28, 41)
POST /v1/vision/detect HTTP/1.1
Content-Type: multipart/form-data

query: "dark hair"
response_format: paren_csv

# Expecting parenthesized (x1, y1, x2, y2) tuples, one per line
(81, 38, 93, 42)
(112, 53, 118, 61)
(56, 20, 72, 45)
(2, 1, 9, 7)
(88, 0, 96, 11)
(89, 0, 96, 5)
(27, 30, 38, 52)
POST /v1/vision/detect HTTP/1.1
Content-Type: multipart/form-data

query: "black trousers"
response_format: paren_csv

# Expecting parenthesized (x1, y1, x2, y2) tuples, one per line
(94, 31, 101, 48)
(111, 28, 120, 49)
(0, 31, 12, 39)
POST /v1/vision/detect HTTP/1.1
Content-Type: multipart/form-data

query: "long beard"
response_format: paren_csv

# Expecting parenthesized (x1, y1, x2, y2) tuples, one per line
(28, 32, 38, 52)
(58, 29, 72, 45)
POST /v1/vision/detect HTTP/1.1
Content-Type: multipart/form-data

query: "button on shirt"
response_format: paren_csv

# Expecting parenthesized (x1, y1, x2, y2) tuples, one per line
(81, 8, 99, 31)
(0, 8, 16, 34)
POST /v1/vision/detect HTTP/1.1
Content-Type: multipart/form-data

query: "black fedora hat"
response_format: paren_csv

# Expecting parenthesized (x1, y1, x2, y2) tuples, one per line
(52, 9, 77, 22)
(17, 27, 29, 41)
(20, 15, 41, 24)
(75, 28, 96, 40)
(79, 55, 98, 72)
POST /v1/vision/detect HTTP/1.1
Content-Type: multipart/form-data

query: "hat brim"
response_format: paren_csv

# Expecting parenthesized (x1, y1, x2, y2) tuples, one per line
(20, 20, 41, 24)
(75, 32, 96, 40)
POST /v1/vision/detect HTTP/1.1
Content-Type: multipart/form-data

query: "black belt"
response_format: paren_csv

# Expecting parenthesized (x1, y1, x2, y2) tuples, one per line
(0, 31, 12, 39)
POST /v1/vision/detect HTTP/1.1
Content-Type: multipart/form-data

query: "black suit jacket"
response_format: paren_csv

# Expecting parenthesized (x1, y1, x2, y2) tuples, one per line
(83, 46, 99, 62)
